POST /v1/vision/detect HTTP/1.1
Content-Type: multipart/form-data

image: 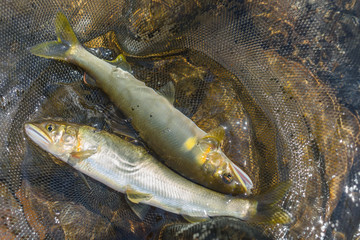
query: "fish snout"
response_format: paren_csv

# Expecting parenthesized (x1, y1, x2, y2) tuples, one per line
(24, 123, 53, 150)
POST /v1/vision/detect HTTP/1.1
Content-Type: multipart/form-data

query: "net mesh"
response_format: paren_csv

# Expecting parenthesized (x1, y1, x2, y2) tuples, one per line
(1, 0, 360, 239)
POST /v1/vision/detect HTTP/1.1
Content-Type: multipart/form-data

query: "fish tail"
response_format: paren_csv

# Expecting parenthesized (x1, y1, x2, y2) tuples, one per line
(30, 12, 79, 61)
(247, 181, 292, 224)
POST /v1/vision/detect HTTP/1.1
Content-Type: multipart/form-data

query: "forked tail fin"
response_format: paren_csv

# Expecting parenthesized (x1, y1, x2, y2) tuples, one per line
(248, 181, 292, 224)
(30, 12, 79, 61)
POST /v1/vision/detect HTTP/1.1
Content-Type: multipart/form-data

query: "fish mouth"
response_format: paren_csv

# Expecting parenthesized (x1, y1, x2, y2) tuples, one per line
(229, 163, 253, 194)
(24, 123, 52, 150)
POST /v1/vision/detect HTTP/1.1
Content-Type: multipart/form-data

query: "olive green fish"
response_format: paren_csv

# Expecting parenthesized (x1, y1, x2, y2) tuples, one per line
(30, 12, 253, 195)
(24, 121, 290, 224)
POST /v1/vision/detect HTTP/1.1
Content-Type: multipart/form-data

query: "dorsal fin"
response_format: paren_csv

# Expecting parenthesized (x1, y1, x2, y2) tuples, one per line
(157, 81, 175, 104)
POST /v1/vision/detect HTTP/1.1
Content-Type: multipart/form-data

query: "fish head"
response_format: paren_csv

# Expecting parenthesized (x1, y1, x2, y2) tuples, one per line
(199, 137, 253, 195)
(24, 121, 80, 161)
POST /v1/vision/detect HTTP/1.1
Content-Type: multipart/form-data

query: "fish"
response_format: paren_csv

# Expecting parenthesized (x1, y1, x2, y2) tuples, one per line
(24, 121, 290, 224)
(29, 12, 253, 195)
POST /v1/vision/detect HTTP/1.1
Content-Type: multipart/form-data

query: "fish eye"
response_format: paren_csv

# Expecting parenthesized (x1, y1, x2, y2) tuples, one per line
(222, 173, 233, 184)
(46, 123, 54, 132)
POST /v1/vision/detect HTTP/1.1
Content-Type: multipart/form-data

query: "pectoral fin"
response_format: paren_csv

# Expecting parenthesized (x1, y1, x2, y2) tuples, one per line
(204, 126, 225, 143)
(182, 215, 209, 223)
(126, 188, 152, 204)
(157, 81, 175, 104)
(68, 149, 97, 167)
(70, 150, 97, 161)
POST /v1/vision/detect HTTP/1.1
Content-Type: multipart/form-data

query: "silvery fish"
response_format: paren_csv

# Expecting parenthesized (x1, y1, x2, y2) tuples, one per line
(30, 12, 253, 195)
(24, 121, 290, 224)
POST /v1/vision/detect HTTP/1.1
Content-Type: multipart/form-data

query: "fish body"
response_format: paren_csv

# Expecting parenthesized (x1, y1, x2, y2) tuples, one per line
(24, 121, 290, 223)
(30, 12, 253, 195)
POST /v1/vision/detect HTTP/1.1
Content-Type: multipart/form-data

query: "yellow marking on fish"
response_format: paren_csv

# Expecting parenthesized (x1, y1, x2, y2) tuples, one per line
(199, 146, 212, 165)
(76, 135, 82, 152)
(183, 137, 197, 151)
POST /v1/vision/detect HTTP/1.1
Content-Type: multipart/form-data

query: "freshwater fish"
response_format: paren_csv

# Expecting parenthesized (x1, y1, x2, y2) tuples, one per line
(24, 121, 290, 224)
(30, 12, 253, 195)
